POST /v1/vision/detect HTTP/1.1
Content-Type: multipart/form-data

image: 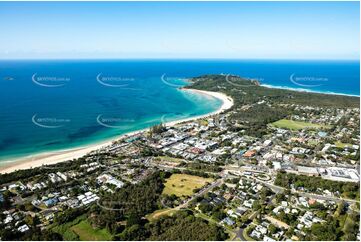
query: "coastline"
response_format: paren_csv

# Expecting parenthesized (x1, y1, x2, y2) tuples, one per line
(260, 84, 360, 97)
(0, 89, 234, 174)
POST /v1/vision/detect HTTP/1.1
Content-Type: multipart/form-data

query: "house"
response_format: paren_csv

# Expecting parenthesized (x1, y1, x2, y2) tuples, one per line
(243, 199, 254, 208)
(44, 198, 58, 207)
(243, 150, 256, 158)
(235, 206, 247, 216)
(263, 140, 272, 146)
(223, 193, 233, 201)
(66, 198, 80, 208)
(222, 217, 235, 226)
(251, 230, 262, 239)
(298, 197, 309, 207)
(308, 199, 316, 206)
(272, 161, 282, 170)
(97, 174, 124, 188)
(17, 224, 30, 233)
(263, 236, 276, 242)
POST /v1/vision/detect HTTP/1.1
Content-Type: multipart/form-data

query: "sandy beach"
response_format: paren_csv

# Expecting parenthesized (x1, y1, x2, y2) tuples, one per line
(0, 89, 234, 174)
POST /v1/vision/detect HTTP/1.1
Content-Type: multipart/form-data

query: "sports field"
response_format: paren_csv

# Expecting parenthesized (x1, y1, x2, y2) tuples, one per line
(162, 174, 213, 197)
(272, 119, 330, 130)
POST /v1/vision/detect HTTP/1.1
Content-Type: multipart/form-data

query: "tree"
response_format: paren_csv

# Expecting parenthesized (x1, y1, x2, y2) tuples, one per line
(308, 221, 340, 241)
(199, 202, 212, 213)
(150, 124, 165, 135)
(268, 224, 278, 234)
(334, 202, 347, 217)
(252, 200, 261, 211)
(212, 211, 226, 221)
(126, 213, 142, 227)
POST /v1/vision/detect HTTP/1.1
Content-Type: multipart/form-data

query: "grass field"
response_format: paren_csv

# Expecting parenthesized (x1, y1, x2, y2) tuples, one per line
(334, 141, 353, 148)
(199, 119, 209, 126)
(162, 174, 213, 197)
(71, 220, 112, 241)
(272, 119, 330, 130)
(146, 208, 178, 222)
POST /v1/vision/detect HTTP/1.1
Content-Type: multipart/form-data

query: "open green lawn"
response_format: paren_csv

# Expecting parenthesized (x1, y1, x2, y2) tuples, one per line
(199, 119, 209, 126)
(162, 174, 213, 197)
(334, 141, 353, 148)
(71, 220, 112, 241)
(272, 119, 330, 130)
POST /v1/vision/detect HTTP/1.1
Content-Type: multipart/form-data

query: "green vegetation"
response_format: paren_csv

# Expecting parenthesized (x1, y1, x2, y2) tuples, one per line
(275, 172, 360, 199)
(305, 204, 359, 241)
(189, 75, 359, 108)
(187, 74, 359, 137)
(243, 225, 256, 241)
(150, 123, 166, 134)
(146, 210, 228, 241)
(71, 220, 112, 241)
(162, 173, 213, 197)
(52, 215, 85, 241)
(183, 162, 223, 172)
(88, 171, 165, 233)
(146, 208, 178, 222)
(157, 155, 184, 164)
(115, 210, 228, 241)
(1, 170, 227, 241)
(272, 119, 330, 130)
(52, 215, 112, 241)
(196, 212, 237, 240)
(335, 141, 353, 148)
(199, 119, 209, 126)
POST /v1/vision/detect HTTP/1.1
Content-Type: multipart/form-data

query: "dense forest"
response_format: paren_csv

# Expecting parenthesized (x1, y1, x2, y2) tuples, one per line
(146, 210, 228, 241)
(115, 210, 228, 241)
(275, 171, 360, 199)
(88, 171, 166, 232)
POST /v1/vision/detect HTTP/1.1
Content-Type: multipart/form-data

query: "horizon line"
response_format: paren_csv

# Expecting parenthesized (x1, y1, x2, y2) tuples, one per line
(0, 57, 359, 61)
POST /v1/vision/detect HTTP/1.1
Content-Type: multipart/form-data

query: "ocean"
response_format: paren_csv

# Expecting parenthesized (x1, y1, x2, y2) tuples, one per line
(0, 59, 359, 163)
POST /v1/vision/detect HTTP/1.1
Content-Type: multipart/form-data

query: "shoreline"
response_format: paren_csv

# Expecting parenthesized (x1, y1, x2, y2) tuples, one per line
(260, 84, 360, 97)
(0, 89, 234, 174)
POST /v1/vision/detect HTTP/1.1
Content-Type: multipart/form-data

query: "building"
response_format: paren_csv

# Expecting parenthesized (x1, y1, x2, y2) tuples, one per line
(297, 166, 319, 176)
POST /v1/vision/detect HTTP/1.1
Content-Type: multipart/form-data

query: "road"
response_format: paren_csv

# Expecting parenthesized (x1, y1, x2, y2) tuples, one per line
(227, 169, 358, 205)
(178, 178, 223, 209)
(234, 227, 247, 241)
(152, 161, 358, 205)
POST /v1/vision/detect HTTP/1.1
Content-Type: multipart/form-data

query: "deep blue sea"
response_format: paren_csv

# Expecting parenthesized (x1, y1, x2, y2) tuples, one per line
(0, 59, 359, 163)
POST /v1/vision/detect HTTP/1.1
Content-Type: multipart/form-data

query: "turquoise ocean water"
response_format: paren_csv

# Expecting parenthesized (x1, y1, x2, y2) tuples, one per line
(0, 59, 359, 163)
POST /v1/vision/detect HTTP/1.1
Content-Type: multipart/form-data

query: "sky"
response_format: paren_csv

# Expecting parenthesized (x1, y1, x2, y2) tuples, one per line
(0, 1, 359, 60)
